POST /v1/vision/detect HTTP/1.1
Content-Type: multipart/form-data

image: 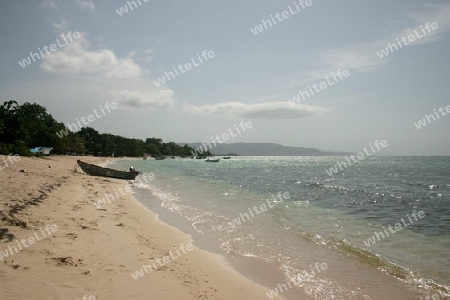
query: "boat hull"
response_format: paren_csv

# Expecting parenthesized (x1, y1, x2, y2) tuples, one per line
(77, 160, 139, 180)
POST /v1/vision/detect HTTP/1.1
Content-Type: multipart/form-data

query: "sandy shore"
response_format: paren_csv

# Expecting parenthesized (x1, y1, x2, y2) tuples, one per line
(0, 155, 283, 300)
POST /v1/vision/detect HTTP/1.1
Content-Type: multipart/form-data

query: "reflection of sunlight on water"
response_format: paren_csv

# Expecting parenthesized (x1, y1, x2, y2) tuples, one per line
(282, 263, 346, 299)
(112, 156, 450, 299)
(221, 192, 234, 196)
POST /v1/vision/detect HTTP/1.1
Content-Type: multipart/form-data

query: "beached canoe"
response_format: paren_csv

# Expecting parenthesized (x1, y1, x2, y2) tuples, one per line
(77, 160, 139, 180)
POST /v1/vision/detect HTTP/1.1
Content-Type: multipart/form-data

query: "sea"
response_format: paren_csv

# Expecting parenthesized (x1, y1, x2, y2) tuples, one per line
(109, 156, 450, 299)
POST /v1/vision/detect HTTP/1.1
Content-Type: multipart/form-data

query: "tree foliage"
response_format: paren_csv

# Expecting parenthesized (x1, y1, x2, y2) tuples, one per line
(0, 101, 196, 157)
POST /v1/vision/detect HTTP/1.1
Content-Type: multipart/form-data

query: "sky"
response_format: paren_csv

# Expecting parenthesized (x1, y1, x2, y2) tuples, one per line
(0, 0, 449, 155)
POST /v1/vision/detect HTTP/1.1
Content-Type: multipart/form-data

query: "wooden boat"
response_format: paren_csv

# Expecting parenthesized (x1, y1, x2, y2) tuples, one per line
(205, 158, 220, 162)
(77, 160, 139, 180)
(223, 156, 231, 159)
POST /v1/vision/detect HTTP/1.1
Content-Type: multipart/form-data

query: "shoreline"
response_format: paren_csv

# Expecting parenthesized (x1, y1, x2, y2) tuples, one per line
(0, 155, 285, 299)
(132, 184, 429, 300)
(130, 182, 308, 299)
(121, 158, 444, 300)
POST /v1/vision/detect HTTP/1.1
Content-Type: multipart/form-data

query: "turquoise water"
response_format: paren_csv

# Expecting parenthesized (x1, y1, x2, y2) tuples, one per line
(111, 156, 450, 299)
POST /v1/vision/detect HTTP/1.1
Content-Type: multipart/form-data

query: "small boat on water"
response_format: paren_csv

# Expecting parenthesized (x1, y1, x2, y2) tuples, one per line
(223, 156, 231, 159)
(77, 160, 139, 180)
(205, 158, 220, 162)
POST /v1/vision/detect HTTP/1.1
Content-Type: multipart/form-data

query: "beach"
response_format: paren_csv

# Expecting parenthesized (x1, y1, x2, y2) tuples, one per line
(0, 155, 282, 300)
(2, 1, 449, 299)
(1, 155, 448, 300)
(112, 156, 449, 300)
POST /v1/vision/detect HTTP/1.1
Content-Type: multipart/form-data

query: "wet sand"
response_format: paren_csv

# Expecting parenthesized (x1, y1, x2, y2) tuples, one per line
(0, 155, 283, 300)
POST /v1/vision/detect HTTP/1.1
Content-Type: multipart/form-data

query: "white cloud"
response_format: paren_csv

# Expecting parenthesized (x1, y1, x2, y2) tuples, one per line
(50, 19, 69, 34)
(184, 101, 327, 120)
(104, 58, 145, 79)
(400, 4, 450, 44)
(144, 48, 154, 62)
(40, 34, 146, 79)
(40, 0, 57, 9)
(112, 91, 326, 118)
(289, 3, 450, 88)
(77, 0, 95, 12)
(112, 90, 174, 110)
(288, 47, 385, 88)
(288, 47, 386, 87)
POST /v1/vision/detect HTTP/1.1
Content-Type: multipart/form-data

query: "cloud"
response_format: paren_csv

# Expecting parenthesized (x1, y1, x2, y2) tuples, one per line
(288, 3, 450, 88)
(289, 48, 385, 88)
(127, 50, 137, 58)
(50, 19, 69, 34)
(40, 34, 146, 79)
(144, 48, 154, 62)
(111, 90, 174, 110)
(40, 0, 57, 9)
(288, 47, 386, 88)
(112, 91, 326, 119)
(184, 101, 327, 120)
(104, 57, 145, 79)
(399, 4, 450, 44)
(77, 0, 95, 11)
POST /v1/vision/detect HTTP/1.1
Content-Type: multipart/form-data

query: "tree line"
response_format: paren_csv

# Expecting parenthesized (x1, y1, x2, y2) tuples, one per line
(0, 100, 203, 157)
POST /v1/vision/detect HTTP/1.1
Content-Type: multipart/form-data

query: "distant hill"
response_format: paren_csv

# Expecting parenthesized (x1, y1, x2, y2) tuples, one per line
(183, 142, 349, 156)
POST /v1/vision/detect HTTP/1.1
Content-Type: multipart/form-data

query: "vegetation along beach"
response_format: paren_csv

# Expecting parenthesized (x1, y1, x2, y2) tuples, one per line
(1, 1, 449, 299)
